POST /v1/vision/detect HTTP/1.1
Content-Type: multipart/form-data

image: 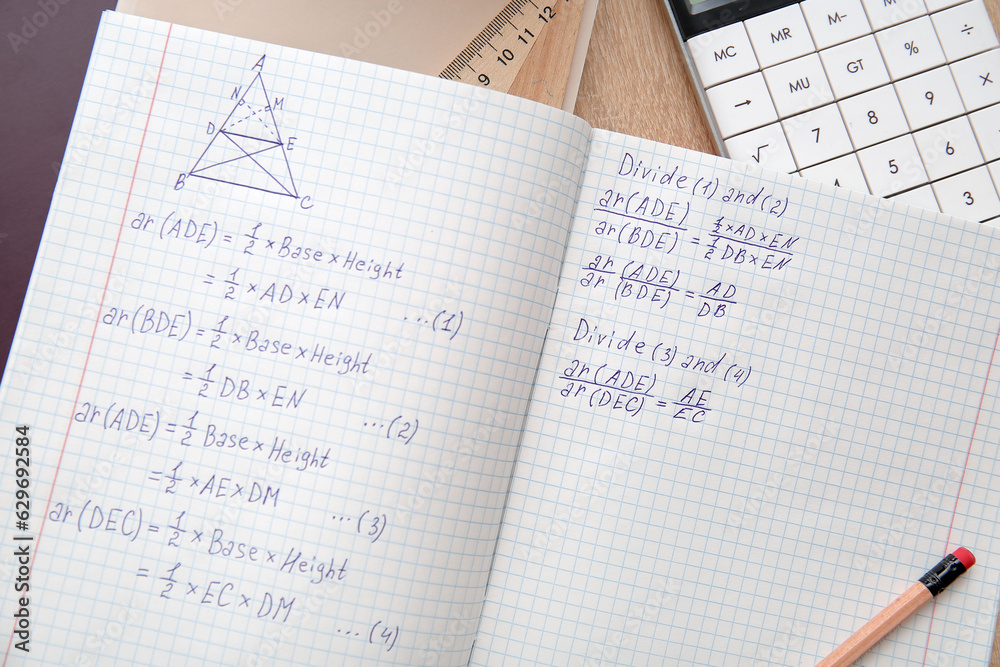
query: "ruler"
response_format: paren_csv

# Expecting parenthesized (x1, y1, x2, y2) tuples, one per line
(439, 0, 584, 98)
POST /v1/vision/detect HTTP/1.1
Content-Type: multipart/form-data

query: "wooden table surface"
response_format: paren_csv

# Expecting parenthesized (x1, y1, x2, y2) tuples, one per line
(572, 0, 1000, 664)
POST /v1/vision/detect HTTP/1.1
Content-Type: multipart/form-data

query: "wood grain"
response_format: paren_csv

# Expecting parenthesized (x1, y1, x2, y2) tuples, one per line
(573, 0, 717, 152)
(508, 0, 587, 106)
(815, 583, 934, 667)
(572, 1, 1000, 665)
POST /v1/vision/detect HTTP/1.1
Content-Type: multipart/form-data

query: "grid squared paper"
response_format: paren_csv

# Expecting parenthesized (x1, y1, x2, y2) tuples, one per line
(472, 130, 1000, 666)
(0, 11, 590, 666)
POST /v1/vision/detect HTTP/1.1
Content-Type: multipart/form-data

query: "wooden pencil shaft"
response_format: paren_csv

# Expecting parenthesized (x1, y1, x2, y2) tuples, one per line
(815, 582, 933, 667)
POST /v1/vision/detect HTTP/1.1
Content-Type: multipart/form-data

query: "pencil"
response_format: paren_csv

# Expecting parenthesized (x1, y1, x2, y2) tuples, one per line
(815, 548, 975, 667)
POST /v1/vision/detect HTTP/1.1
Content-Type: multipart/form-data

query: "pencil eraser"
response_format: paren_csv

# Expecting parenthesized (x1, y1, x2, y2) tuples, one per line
(952, 547, 976, 569)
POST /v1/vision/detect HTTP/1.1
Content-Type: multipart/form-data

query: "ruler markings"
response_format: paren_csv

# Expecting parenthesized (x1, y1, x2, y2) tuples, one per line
(439, 0, 573, 91)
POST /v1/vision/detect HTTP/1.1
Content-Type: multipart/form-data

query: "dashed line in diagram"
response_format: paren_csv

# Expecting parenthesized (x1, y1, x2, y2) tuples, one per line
(177, 56, 303, 200)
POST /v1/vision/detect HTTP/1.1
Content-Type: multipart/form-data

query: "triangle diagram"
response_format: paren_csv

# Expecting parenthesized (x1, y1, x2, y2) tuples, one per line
(188, 71, 298, 198)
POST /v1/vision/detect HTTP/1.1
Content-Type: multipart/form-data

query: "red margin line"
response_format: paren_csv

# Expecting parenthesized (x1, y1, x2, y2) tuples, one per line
(4, 23, 173, 666)
(922, 316, 1000, 665)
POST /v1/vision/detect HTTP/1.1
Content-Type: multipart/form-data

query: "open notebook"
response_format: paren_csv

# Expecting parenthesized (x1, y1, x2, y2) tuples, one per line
(3, 10, 1000, 666)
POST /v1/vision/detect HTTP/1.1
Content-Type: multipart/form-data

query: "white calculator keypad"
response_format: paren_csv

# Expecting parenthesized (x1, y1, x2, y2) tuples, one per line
(933, 164, 1000, 217)
(876, 16, 946, 79)
(894, 67, 966, 128)
(861, 0, 927, 29)
(971, 105, 1000, 157)
(745, 5, 816, 67)
(692, 0, 1000, 224)
(782, 104, 855, 167)
(952, 49, 1000, 109)
(933, 1, 1000, 59)
(705, 73, 779, 137)
(723, 124, 799, 172)
(839, 85, 909, 148)
(890, 183, 941, 208)
(820, 35, 891, 97)
(801, 0, 872, 48)
(913, 116, 984, 179)
(926, 0, 967, 11)
(763, 53, 837, 116)
(799, 153, 870, 189)
(857, 134, 929, 194)
(689, 23, 759, 87)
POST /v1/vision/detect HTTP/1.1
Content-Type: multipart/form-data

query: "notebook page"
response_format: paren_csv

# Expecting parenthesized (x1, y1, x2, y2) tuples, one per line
(0, 12, 589, 665)
(472, 129, 1000, 666)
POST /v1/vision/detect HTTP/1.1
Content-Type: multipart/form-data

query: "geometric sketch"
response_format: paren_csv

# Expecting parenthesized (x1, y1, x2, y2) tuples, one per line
(186, 65, 299, 198)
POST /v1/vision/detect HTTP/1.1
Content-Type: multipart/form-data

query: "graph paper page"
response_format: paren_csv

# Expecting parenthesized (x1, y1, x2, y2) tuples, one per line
(472, 129, 1000, 666)
(0, 11, 589, 665)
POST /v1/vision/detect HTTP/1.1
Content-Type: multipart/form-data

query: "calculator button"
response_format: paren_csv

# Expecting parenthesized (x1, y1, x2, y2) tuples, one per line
(857, 134, 929, 194)
(876, 16, 947, 80)
(969, 103, 1000, 159)
(988, 161, 1000, 222)
(705, 73, 780, 138)
(888, 184, 941, 210)
(821, 35, 892, 98)
(801, 0, 873, 49)
(931, 164, 1000, 221)
(894, 66, 966, 129)
(763, 54, 836, 117)
(745, 5, 816, 68)
(924, 0, 967, 10)
(799, 153, 871, 191)
(724, 123, 798, 173)
(839, 85, 910, 148)
(689, 23, 759, 88)
(951, 49, 1000, 110)
(860, 0, 927, 30)
(931, 0, 1000, 61)
(913, 116, 984, 179)
(782, 104, 854, 168)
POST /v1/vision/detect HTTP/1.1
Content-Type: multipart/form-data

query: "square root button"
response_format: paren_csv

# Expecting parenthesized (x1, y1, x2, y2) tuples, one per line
(724, 123, 797, 174)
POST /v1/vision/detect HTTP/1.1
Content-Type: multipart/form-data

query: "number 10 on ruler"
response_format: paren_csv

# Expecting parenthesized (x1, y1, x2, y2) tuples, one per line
(439, 0, 572, 92)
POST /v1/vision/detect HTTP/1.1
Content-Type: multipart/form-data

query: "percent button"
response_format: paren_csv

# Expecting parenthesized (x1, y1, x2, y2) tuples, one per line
(876, 16, 947, 80)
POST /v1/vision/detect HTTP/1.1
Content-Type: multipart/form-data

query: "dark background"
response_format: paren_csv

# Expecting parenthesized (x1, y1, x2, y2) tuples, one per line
(0, 0, 116, 383)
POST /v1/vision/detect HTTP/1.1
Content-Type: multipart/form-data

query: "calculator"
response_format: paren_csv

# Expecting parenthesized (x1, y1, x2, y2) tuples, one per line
(664, 0, 1000, 224)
